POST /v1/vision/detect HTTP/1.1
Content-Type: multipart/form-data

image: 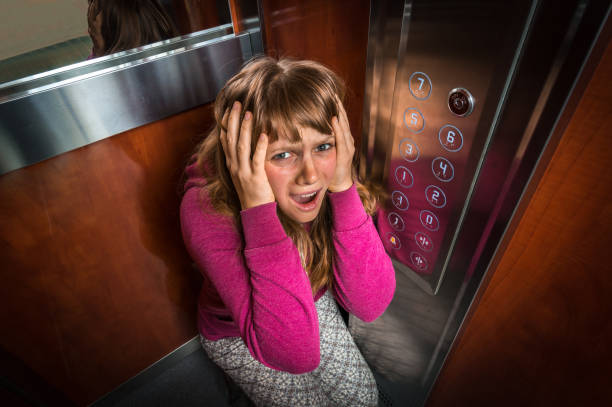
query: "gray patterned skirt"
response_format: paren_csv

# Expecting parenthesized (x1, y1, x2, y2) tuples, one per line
(200, 291, 378, 407)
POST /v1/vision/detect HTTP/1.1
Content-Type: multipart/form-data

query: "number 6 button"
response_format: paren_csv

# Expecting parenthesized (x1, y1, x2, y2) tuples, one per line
(438, 124, 463, 152)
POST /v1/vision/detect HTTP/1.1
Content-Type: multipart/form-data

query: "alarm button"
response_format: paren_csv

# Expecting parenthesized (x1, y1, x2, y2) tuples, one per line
(387, 233, 402, 250)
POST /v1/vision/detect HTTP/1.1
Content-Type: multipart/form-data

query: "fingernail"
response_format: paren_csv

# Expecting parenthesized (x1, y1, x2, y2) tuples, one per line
(233, 101, 240, 110)
(244, 111, 252, 121)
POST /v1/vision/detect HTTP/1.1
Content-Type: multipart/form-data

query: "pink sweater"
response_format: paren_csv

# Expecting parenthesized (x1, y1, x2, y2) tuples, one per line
(180, 163, 395, 374)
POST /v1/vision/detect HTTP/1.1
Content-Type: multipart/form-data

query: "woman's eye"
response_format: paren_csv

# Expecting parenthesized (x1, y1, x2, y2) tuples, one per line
(272, 152, 291, 160)
(315, 143, 333, 152)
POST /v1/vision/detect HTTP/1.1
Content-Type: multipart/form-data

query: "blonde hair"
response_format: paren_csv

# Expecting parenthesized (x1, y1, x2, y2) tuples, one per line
(193, 57, 379, 294)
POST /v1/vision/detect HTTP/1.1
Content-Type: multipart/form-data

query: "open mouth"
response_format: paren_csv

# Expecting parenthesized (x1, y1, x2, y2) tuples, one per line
(290, 189, 320, 208)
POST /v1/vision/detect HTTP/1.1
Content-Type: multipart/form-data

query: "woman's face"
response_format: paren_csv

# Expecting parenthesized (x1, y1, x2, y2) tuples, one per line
(87, 3, 104, 56)
(264, 126, 337, 224)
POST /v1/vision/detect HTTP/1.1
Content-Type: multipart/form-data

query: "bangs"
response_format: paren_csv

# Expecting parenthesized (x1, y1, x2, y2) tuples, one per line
(254, 63, 342, 144)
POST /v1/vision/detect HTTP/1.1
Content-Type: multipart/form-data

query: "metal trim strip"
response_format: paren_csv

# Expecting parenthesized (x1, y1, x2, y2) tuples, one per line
(0, 32, 257, 175)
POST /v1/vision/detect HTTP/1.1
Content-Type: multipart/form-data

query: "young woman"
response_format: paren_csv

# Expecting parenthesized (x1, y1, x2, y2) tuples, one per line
(180, 57, 395, 406)
(87, 0, 177, 58)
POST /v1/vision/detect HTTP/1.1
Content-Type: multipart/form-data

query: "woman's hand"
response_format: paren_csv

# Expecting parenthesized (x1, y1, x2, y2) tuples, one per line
(220, 101, 275, 210)
(329, 97, 355, 192)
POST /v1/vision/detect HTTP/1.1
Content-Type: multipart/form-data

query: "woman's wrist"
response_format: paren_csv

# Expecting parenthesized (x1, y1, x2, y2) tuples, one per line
(328, 180, 353, 193)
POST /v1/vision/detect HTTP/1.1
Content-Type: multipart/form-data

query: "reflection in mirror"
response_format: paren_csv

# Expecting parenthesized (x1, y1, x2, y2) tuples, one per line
(0, 0, 232, 85)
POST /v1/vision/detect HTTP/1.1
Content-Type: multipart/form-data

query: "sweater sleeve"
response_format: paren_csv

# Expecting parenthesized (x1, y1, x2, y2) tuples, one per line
(328, 184, 396, 322)
(180, 187, 320, 373)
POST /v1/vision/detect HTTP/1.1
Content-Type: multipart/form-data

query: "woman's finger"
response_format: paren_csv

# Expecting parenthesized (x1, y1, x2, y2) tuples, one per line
(219, 109, 230, 162)
(252, 133, 268, 174)
(336, 97, 353, 144)
(237, 111, 253, 171)
(226, 101, 242, 167)
(332, 116, 345, 151)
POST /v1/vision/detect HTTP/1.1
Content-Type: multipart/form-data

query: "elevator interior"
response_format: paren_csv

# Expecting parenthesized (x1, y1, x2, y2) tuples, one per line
(0, 1, 610, 406)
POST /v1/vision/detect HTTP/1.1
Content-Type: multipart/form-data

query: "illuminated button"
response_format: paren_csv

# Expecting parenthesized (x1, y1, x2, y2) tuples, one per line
(399, 138, 420, 162)
(419, 210, 440, 231)
(395, 166, 414, 188)
(438, 124, 463, 152)
(410, 252, 429, 272)
(391, 190, 409, 211)
(431, 157, 455, 182)
(387, 232, 401, 249)
(415, 232, 434, 252)
(408, 72, 432, 100)
(403, 108, 425, 134)
(425, 185, 447, 208)
(387, 212, 405, 232)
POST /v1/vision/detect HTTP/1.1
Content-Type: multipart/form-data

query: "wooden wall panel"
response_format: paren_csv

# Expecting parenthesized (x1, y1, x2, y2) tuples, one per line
(0, 105, 213, 405)
(260, 0, 370, 151)
(427, 40, 612, 406)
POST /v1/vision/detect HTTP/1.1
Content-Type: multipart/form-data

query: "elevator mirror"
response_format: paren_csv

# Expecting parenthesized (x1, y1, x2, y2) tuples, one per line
(0, 0, 232, 85)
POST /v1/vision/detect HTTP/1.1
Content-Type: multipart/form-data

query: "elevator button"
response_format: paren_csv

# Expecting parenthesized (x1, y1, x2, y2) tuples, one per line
(399, 138, 420, 162)
(409, 72, 432, 100)
(438, 124, 463, 152)
(391, 190, 410, 211)
(448, 88, 474, 117)
(431, 157, 455, 182)
(395, 166, 414, 188)
(388, 212, 405, 232)
(387, 233, 402, 249)
(415, 232, 434, 252)
(403, 108, 425, 133)
(419, 209, 440, 231)
(425, 185, 447, 208)
(410, 252, 429, 272)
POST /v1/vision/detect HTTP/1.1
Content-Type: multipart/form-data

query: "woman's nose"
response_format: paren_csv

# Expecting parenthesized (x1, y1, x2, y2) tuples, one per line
(296, 155, 318, 185)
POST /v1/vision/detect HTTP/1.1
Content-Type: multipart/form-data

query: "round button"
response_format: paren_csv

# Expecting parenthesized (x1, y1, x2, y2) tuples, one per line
(415, 232, 434, 252)
(409, 72, 432, 100)
(419, 210, 440, 231)
(387, 212, 405, 232)
(403, 108, 425, 133)
(431, 157, 455, 182)
(448, 88, 474, 117)
(395, 166, 414, 188)
(425, 185, 447, 208)
(410, 252, 429, 272)
(391, 190, 409, 211)
(399, 138, 420, 162)
(438, 124, 463, 152)
(387, 232, 401, 250)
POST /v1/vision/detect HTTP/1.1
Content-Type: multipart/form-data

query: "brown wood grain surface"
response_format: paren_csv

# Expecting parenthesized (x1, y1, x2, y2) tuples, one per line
(0, 104, 213, 405)
(427, 40, 612, 407)
(171, 0, 224, 35)
(260, 0, 370, 153)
